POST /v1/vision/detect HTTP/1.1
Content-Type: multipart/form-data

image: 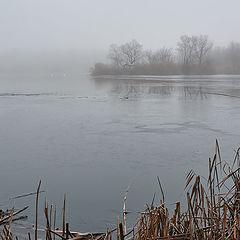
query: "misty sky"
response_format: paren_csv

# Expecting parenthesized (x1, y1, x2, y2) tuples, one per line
(1, 0, 240, 52)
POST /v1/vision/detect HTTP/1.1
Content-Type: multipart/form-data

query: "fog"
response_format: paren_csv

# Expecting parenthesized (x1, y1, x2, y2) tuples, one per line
(1, 0, 240, 72)
(1, 0, 240, 236)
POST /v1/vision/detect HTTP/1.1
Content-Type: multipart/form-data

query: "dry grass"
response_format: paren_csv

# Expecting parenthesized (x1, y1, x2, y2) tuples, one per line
(126, 140, 240, 240)
(1, 140, 240, 240)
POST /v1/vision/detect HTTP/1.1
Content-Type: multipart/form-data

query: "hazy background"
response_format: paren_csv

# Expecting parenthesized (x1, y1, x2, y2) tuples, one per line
(1, 0, 240, 73)
(1, 0, 240, 233)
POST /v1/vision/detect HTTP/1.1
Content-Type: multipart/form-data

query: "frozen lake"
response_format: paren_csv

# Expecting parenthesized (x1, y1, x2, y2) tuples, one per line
(0, 74, 240, 233)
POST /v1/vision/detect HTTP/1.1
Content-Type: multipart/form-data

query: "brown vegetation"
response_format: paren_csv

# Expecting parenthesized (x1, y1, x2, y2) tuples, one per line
(1, 140, 240, 239)
(117, 140, 240, 240)
(91, 36, 240, 76)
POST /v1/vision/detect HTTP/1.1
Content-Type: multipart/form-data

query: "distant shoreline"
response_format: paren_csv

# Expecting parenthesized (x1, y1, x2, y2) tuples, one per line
(92, 74, 240, 79)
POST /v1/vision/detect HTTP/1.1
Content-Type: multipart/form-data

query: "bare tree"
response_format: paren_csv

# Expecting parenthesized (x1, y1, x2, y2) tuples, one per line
(145, 50, 155, 65)
(145, 47, 174, 64)
(177, 35, 213, 73)
(194, 35, 213, 65)
(120, 40, 143, 67)
(177, 35, 197, 66)
(108, 44, 124, 68)
(108, 40, 143, 69)
(157, 47, 174, 63)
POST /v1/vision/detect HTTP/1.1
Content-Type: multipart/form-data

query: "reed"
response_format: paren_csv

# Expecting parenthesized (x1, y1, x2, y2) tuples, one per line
(129, 140, 240, 239)
(1, 140, 240, 240)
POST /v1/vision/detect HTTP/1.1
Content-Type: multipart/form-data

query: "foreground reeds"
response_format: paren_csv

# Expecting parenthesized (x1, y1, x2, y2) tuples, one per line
(127, 140, 240, 240)
(1, 140, 240, 240)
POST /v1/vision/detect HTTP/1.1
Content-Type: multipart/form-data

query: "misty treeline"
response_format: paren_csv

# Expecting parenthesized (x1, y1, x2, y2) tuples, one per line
(91, 35, 240, 75)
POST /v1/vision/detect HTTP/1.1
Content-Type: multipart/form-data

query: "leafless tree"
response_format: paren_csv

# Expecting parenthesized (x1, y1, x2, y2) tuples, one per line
(145, 50, 155, 65)
(108, 40, 143, 69)
(158, 47, 174, 63)
(177, 35, 197, 66)
(145, 47, 174, 64)
(108, 44, 124, 68)
(177, 35, 213, 73)
(194, 35, 213, 65)
(120, 40, 143, 67)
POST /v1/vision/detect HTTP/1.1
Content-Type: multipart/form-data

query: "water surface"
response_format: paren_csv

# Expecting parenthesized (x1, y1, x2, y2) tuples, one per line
(0, 74, 240, 233)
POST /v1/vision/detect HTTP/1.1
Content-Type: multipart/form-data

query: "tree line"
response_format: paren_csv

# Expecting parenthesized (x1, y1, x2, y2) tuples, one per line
(91, 35, 240, 75)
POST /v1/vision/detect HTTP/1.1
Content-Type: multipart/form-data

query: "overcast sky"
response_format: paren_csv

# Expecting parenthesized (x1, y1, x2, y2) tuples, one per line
(1, 0, 240, 52)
